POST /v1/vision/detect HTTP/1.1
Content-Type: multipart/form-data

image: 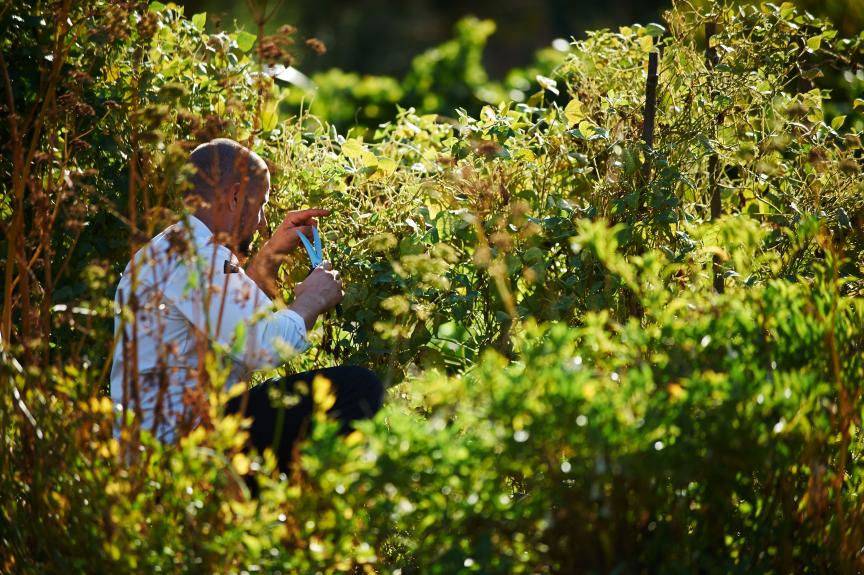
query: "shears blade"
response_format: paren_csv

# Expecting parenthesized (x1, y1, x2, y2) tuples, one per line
(313, 225, 322, 258)
(295, 226, 343, 317)
(296, 228, 323, 268)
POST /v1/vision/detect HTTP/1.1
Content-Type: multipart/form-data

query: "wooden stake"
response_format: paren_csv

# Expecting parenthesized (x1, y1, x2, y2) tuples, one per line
(706, 21, 724, 293)
(641, 49, 659, 184)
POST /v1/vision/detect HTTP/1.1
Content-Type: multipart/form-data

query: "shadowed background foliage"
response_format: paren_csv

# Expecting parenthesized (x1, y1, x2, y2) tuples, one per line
(180, 0, 668, 77)
(180, 0, 863, 78)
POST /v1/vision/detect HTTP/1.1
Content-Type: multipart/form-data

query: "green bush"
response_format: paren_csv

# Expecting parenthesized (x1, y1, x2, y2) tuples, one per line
(1, 0, 863, 573)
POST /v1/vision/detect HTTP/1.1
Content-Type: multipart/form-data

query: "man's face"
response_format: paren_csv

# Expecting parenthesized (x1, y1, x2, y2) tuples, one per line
(236, 170, 270, 256)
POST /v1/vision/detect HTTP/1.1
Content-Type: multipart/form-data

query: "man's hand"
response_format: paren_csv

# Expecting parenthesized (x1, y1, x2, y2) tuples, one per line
(245, 208, 331, 299)
(288, 261, 344, 330)
(263, 208, 331, 257)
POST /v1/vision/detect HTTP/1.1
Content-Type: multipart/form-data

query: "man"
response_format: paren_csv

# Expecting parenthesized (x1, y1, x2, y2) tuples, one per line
(110, 138, 382, 471)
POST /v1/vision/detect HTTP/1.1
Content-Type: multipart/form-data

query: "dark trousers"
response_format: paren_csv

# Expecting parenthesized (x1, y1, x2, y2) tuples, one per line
(225, 365, 384, 474)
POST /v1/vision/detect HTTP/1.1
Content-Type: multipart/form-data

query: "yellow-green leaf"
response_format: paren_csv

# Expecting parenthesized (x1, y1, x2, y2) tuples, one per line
(191, 12, 206, 29)
(578, 120, 595, 138)
(564, 98, 585, 127)
(638, 35, 654, 53)
(232, 453, 250, 475)
(831, 115, 846, 130)
(261, 97, 280, 132)
(516, 148, 536, 161)
(234, 30, 256, 52)
(341, 138, 377, 167)
(376, 156, 397, 176)
(341, 138, 365, 160)
(806, 35, 821, 52)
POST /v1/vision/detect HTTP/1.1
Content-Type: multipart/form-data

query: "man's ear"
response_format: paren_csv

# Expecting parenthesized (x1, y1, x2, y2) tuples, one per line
(228, 182, 241, 211)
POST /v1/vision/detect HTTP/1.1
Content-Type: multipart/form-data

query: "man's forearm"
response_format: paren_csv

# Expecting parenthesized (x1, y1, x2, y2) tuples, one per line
(286, 298, 320, 331)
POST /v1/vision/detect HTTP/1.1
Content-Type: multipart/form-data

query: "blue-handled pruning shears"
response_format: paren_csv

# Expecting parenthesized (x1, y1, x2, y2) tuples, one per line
(296, 226, 324, 269)
(297, 227, 342, 316)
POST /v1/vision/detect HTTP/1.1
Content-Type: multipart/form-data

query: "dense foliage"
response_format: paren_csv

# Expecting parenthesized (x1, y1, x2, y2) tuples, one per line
(1, 0, 863, 572)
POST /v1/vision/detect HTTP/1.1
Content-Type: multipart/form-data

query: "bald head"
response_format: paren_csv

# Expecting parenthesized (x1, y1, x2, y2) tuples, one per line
(185, 138, 268, 202)
(184, 138, 271, 255)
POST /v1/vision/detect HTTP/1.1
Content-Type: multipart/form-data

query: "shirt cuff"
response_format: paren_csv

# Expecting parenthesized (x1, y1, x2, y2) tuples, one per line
(283, 308, 310, 351)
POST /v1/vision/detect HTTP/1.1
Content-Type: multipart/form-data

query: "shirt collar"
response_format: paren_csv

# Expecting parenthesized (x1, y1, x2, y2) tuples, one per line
(185, 214, 214, 241)
(183, 214, 241, 265)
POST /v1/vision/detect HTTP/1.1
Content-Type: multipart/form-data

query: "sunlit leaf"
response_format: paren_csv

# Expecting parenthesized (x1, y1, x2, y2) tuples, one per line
(645, 23, 666, 37)
(806, 34, 822, 52)
(564, 98, 585, 127)
(234, 30, 256, 52)
(536, 74, 559, 96)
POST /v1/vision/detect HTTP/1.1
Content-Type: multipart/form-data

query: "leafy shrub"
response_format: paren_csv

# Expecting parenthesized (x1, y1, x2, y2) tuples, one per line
(1, 0, 863, 573)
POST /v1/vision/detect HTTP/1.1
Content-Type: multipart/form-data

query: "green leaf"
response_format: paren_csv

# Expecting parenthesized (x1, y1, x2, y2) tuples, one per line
(805, 35, 822, 52)
(853, 98, 864, 111)
(148, 1, 166, 12)
(831, 115, 846, 130)
(800, 68, 823, 81)
(645, 23, 666, 37)
(241, 533, 262, 556)
(778, 2, 796, 18)
(234, 30, 257, 52)
(192, 12, 206, 30)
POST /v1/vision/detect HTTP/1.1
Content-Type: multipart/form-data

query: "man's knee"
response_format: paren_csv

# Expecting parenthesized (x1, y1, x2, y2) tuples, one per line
(324, 365, 383, 418)
(344, 365, 384, 414)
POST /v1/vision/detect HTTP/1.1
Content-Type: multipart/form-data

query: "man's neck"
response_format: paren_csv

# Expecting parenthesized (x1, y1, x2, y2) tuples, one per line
(190, 211, 217, 235)
(189, 212, 243, 254)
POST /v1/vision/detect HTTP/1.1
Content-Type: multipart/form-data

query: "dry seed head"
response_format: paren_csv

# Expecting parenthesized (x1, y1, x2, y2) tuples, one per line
(165, 228, 191, 257)
(475, 140, 502, 158)
(511, 200, 530, 219)
(473, 244, 491, 267)
(137, 11, 158, 39)
(176, 110, 203, 131)
(193, 115, 230, 141)
(71, 139, 92, 152)
(260, 39, 288, 64)
(808, 147, 828, 172)
(305, 38, 327, 55)
(490, 231, 512, 251)
(70, 70, 94, 85)
(103, 4, 131, 43)
(839, 158, 860, 175)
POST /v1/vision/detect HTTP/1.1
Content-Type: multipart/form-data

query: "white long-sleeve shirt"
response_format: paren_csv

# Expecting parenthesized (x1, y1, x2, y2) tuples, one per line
(109, 215, 309, 442)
